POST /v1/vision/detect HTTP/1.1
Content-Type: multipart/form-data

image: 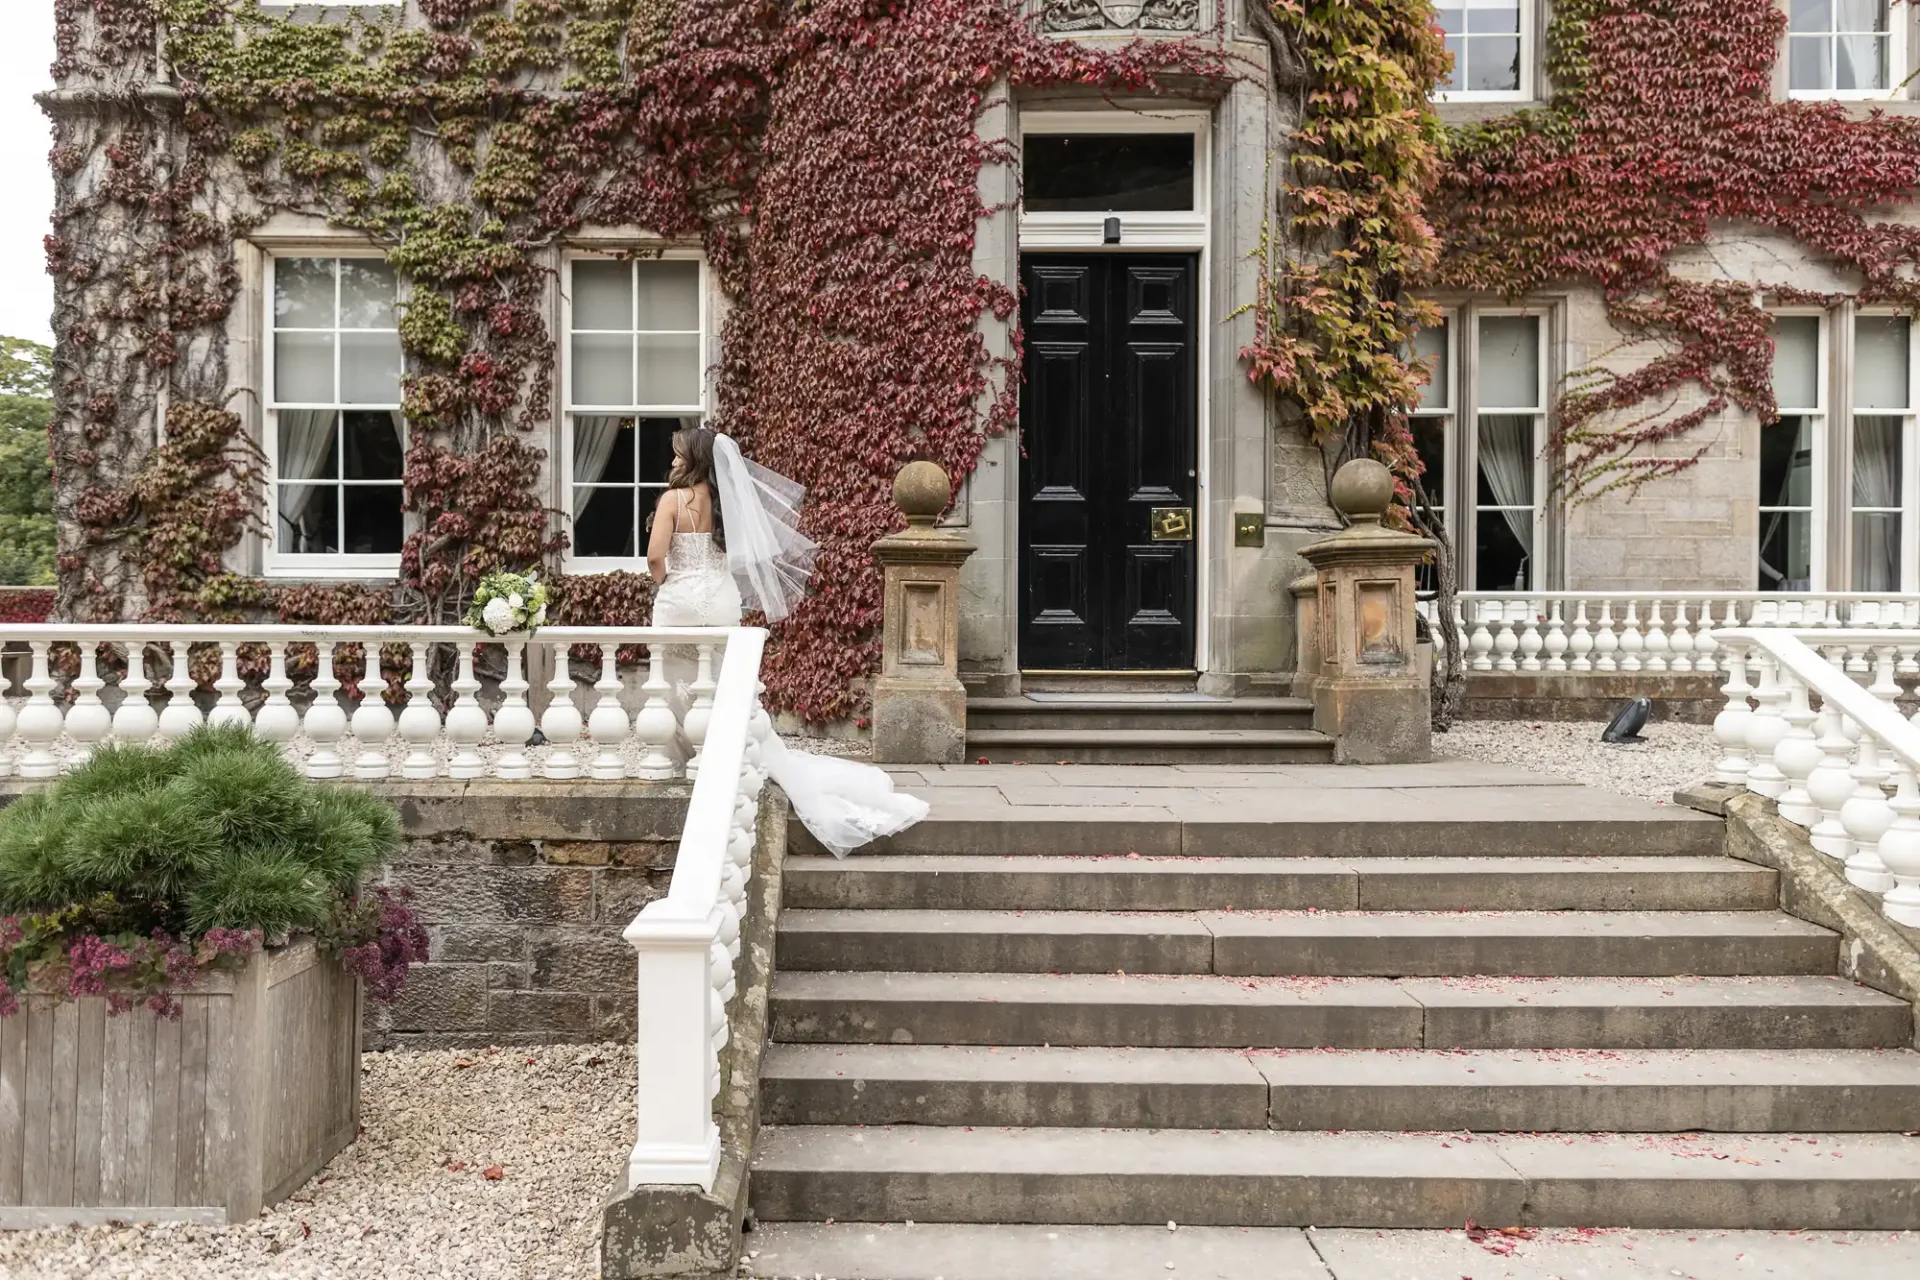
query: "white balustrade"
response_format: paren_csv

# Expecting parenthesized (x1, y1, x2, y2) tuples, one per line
(1719, 626, 1920, 930)
(625, 628, 770, 1192)
(0, 624, 750, 787)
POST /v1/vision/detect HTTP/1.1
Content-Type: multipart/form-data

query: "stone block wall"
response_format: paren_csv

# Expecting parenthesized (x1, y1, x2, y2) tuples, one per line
(364, 781, 691, 1050)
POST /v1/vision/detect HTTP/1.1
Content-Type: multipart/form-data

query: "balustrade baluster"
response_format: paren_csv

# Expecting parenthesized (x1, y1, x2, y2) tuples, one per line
(1878, 764, 1920, 927)
(305, 644, 348, 780)
(444, 642, 488, 780)
(351, 651, 397, 781)
(208, 642, 248, 729)
(493, 639, 535, 781)
(108, 641, 159, 745)
(1642, 601, 1670, 672)
(1773, 679, 1821, 827)
(17, 641, 62, 778)
(67, 642, 110, 765)
(254, 642, 300, 753)
(1567, 599, 1593, 671)
(1618, 601, 1645, 673)
(1516, 606, 1543, 672)
(633, 643, 679, 781)
(1691, 600, 1718, 672)
(1742, 653, 1790, 798)
(1594, 602, 1620, 671)
(1806, 702, 1858, 859)
(0, 645, 16, 777)
(588, 644, 632, 780)
(1468, 604, 1495, 671)
(1712, 645, 1754, 786)
(1841, 719, 1897, 894)
(1542, 600, 1568, 672)
(1667, 602, 1694, 672)
(682, 643, 717, 778)
(541, 640, 585, 780)
(397, 642, 442, 780)
(157, 640, 201, 742)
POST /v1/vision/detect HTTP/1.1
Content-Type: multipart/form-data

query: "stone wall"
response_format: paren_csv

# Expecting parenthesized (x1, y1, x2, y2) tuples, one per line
(365, 781, 691, 1050)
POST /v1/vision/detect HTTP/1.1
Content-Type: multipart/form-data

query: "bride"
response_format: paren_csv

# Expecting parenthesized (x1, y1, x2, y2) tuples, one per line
(644, 425, 928, 857)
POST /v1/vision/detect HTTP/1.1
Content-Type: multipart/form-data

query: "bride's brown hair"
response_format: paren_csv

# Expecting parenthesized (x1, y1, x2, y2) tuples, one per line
(670, 424, 725, 550)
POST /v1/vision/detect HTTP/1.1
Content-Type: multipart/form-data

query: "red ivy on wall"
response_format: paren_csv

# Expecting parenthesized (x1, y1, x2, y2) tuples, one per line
(1433, 0, 1920, 500)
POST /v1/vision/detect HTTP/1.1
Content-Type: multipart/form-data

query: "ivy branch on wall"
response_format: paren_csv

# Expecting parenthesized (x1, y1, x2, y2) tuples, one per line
(48, 0, 1224, 722)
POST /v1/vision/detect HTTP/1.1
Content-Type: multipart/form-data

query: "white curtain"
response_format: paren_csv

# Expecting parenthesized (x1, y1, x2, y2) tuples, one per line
(1853, 414, 1902, 591)
(1478, 413, 1536, 559)
(277, 410, 336, 546)
(571, 415, 626, 517)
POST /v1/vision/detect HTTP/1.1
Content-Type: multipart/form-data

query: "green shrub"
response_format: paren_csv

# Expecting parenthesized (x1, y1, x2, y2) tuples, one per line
(0, 725, 400, 935)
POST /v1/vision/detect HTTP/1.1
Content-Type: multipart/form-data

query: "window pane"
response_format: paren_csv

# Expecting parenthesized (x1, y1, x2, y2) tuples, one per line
(572, 332, 634, 405)
(340, 330, 402, 404)
(1477, 414, 1536, 506)
(1759, 509, 1814, 591)
(1836, 0, 1887, 31)
(1466, 38, 1522, 92)
(337, 260, 396, 329)
(1835, 33, 1888, 89)
(342, 485, 404, 555)
(1762, 416, 1816, 509)
(1853, 413, 1903, 505)
(277, 411, 338, 481)
(638, 416, 683, 486)
(574, 260, 632, 330)
(1772, 316, 1821, 409)
(573, 485, 636, 559)
(635, 261, 700, 330)
(1477, 316, 1540, 408)
(1791, 0, 1835, 31)
(1856, 317, 1910, 409)
(343, 411, 404, 480)
(275, 258, 334, 329)
(1465, 1, 1520, 35)
(636, 334, 701, 406)
(1413, 323, 1449, 410)
(1436, 6, 1464, 35)
(1791, 35, 1834, 89)
(572, 415, 636, 484)
(1474, 510, 1532, 591)
(278, 485, 339, 554)
(1853, 512, 1902, 590)
(1022, 134, 1196, 213)
(1412, 418, 1446, 508)
(1441, 37, 1464, 91)
(274, 332, 335, 404)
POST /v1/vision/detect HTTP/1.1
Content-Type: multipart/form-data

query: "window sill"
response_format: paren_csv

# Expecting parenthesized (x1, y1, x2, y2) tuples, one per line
(1435, 101, 1546, 126)
(262, 558, 402, 580)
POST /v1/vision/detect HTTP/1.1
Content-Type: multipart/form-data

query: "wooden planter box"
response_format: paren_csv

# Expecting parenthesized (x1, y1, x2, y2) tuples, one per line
(0, 938, 361, 1226)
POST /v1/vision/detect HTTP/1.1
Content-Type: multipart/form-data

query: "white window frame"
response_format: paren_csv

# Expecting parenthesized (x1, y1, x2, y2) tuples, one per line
(1847, 308, 1920, 590)
(1786, 0, 1912, 101)
(1763, 307, 1830, 592)
(1015, 110, 1210, 250)
(1408, 310, 1459, 520)
(560, 250, 711, 573)
(1433, 0, 1535, 104)
(262, 252, 406, 580)
(1466, 307, 1550, 591)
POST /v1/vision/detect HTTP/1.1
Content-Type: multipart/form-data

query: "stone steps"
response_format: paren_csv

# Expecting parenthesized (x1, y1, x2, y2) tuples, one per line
(781, 853, 1780, 912)
(963, 727, 1336, 766)
(769, 971, 1913, 1050)
(748, 1126, 1920, 1230)
(761, 1044, 1920, 1132)
(967, 696, 1315, 733)
(774, 908, 1837, 976)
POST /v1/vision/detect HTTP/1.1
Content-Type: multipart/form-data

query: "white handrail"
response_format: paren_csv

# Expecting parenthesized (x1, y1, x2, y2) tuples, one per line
(623, 628, 770, 1190)
(0, 623, 743, 782)
(1714, 627, 1920, 928)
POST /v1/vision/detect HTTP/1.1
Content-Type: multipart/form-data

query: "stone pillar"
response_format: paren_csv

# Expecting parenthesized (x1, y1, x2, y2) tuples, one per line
(1297, 459, 1434, 764)
(871, 462, 977, 763)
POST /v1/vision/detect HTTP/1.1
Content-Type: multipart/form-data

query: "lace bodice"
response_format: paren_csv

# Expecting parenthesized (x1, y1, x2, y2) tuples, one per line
(666, 531, 728, 576)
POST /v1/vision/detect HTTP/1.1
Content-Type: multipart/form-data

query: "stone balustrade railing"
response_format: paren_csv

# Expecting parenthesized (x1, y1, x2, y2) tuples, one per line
(1440, 592, 1920, 675)
(1714, 628, 1920, 929)
(0, 624, 753, 782)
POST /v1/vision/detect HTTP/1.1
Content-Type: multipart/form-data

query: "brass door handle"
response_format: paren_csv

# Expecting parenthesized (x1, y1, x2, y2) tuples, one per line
(1150, 507, 1194, 542)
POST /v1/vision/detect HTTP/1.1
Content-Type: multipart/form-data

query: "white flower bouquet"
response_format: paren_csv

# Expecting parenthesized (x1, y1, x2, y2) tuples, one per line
(465, 570, 549, 636)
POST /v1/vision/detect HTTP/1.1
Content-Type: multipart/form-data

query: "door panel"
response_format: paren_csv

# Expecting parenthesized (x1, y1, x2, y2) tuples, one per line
(1020, 253, 1198, 670)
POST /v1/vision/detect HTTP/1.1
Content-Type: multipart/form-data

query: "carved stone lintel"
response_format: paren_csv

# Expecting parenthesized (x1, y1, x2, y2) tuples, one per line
(1041, 0, 1199, 34)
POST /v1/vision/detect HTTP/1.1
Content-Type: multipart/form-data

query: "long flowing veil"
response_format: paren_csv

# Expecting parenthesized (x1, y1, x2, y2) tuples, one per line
(711, 434, 817, 622)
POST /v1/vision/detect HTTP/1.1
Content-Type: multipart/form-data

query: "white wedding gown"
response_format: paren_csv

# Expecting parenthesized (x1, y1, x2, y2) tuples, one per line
(651, 528, 929, 857)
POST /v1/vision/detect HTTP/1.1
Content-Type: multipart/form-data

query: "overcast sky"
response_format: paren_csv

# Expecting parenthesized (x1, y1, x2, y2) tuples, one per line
(0, 5, 57, 347)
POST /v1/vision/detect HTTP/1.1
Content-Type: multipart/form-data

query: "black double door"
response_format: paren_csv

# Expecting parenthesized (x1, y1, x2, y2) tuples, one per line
(1019, 253, 1199, 671)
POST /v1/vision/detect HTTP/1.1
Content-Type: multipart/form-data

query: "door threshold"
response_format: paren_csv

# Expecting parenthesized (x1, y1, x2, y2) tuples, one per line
(1020, 669, 1200, 678)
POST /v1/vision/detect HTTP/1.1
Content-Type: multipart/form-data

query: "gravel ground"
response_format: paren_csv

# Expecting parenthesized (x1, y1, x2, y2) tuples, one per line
(1435, 716, 1721, 804)
(0, 1044, 634, 1280)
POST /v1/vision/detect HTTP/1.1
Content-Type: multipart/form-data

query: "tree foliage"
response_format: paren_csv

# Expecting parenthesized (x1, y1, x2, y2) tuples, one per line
(0, 337, 55, 586)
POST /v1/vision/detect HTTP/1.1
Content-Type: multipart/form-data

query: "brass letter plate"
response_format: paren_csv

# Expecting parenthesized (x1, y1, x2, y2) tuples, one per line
(1150, 507, 1193, 542)
(1234, 512, 1265, 548)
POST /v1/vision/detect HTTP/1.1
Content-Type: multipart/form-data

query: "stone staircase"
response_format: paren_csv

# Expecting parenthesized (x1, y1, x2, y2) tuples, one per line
(965, 693, 1333, 764)
(747, 776, 1920, 1265)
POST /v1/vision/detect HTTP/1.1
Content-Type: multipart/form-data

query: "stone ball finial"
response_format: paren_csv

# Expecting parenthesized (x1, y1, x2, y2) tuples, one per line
(894, 460, 952, 530)
(1329, 458, 1394, 526)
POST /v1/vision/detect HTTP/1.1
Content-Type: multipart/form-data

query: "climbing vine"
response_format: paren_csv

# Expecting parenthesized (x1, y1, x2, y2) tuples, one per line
(1433, 0, 1920, 501)
(47, 0, 1225, 722)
